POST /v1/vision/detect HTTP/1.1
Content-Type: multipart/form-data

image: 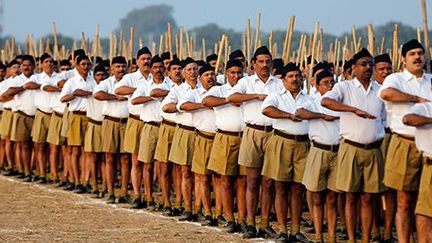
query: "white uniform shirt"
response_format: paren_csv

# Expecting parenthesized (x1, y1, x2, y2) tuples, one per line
(205, 83, 244, 132)
(114, 70, 152, 116)
(41, 78, 66, 114)
(160, 79, 178, 121)
(0, 79, 9, 110)
(131, 78, 172, 122)
(303, 94, 341, 145)
(324, 78, 385, 144)
(0, 77, 16, 110)
(87, 87, 105, 121)
(262, 89, 310, 135)
(10, 73, 37, 115)
(60, 74, 96, 112)
(161, 81, 201, 127)
(228, 74, 283, 126)
(30, 71, 59, 113)
(56, 68, 92, 81)
(94, 76, 129, 118)
(407, 102, 432, 157)
(379, 69, 432, 136)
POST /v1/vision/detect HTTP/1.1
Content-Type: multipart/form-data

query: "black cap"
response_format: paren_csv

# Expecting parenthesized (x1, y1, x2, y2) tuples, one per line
(76, 55, 90, 65)
(343, 59, 354, 72)
(196, 60, 206, 66)
(316, 69, 333, 85)
(94, 64, 107, 74)
(401, 39, 425, 57)
(168, 58, 182, 70)
(226, 59, 243, 70)
(281, 62, 301, 78)
(59, 59, 71, 66)
(22, 55, 35, 66)
(181, 57, 196, 68)
(253, 46, 272, 60)
(0, 63, 6, 70)
(206, 54, 218, 63)
(312, 62, 330, 76)
(352, 48, 373, 63)
(101, 59, 110, 68)
(161, 52, 171, 61)
(306, 55, 316, 65)
(374, 53, 392, 65)
(229, 49, 245, 60)
(39, 53, 52, 63)
(272, 58, 284, 70)
(150, 55, 163, 67)
(91, 56, 103, 64)
(199, 63, 214, 76)
(137, 46, 152, 59)
(111, 56, 127, 65)
(7, 59, 20, 67)
(73, 49, 86, 59)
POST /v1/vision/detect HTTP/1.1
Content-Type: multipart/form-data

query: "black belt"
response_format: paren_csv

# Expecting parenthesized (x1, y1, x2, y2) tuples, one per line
(105, 115, 128, 124)
(72, 110, 86, 116)
(145, 121, 160, 127)
(344, 139, 382, 150)
(196, 130, 215, 140)
(89, 118, 102, 125)
(162, 119, 177, 127)
(3, 108, 11, 111)
(128, 114, 140, 121)
(37, 108, 51, 116)
(246, 123, 273, 132)
(54, 111, 63, 118)
(385, 127, 391, 134)
(17, 110, 35, 118)
(217, 129, 243, 137)
(274, 129, 309, 142)
(312, 141, 339, 153)
(394, 132, 415, 142)
(178, 124, 195, 132)
(425, 157, 432, 165)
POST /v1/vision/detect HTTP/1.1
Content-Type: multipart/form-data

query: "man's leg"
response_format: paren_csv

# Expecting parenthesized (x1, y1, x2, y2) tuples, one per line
(193, 173, 202, 216)
(395, 191, 417, 243)
(130, 153, 143, 205)
(275, 181, 289, 235)
(22, 141, 32, 178)
(245, 167, 261, 227)
(290, 182, 305, 236)
(213, 174, 223, 221)
(383, 190, 396, 241)
(360, 192, 373, 242)
(49, 144, 59, 181)
(201, 174, 213, 224)
(35, 142, 47, 182)
(260, 176, 274, 231)
(143, 162, 154, 207)
(236, 175, 247, 225)
(345, 192, 358, 242)
(181, 165, 193, 215)
(5, 139, 14, 171)
(159, 162, 171, 209)
(312, 191, 325, 241)
(326, 191, 338, 242)
(119, 153, 130, 200)
(416, 214, 432, 243)
(173, 163, 183, 212)
(0, 139, 5, 169)
(70, 146, 82, 186)
(105, 153, 116, 201)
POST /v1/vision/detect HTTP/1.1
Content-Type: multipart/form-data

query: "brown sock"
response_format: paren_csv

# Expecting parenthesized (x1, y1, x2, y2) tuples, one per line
(291, 224, 300, 235)
(174, 200, 181, 209)
(260, 218, 269, 229)
(246, 218, 255, 227)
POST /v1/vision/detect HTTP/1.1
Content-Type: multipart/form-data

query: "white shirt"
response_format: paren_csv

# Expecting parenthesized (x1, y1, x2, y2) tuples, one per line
(10, 73, 37, 115)
(324, 78, 385, 144)
(379, 69, 432, 136)
(162, 81, 201, 127)
(228, 74, 283, 126)
(87, 89, 104, 121)
(60, 74, 96, 112)
(216, 74, 225, 85)
(160, 80, 178, 121)
(303, 94, 341, 145)
(205, 83, 244, 132)
(262, 89, 310, 135)
(178, 87, 216, 133)
(407, 102, 432, 157)
(131, 78, 172, 122)
(41, 77, 66, 114)
(30, 71, 59, 113)
(0, 77, 16, 110)
(94, 76, 129, 118)
(56, 68, 92, 81)
(114, 70, 152, 116)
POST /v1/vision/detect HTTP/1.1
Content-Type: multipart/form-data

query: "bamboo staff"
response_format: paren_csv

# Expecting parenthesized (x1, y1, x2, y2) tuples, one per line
(367, 24, 374, 56)
(129, 27, 135, 62)
(282, 16, 295, 64)
(39, 38, 43, 57)
(273, 42, 278, 58)
(417, 27, 422, 43)
(52, 23, 60, 60)
(421, 0, 431, 71)
(159, 34, 164, 55)
(11, 36, 15, 59)
(202, 38, 206, 60)
(380, 37, 385, 54)
(179, 27, 184, 59)
(307, 22, 319, 94)
(175, 34, 179, 57)
(81, 32, 87, 53)
(352, 25, 357, 53)
(215, 35, 227, 74)
(254, 13, 261, 52)
(109, 32, 114, 61)
(167, 23, 172, 57)
(118, 31, 123, 57)
(246, 18, 251, 71)
(139, 38, 143, 49)
(242, 34, 246, 59)
(151, 42, 156, 56)
(335, 40, 341, 81)
(268, 31, 273, 55)
(392, 24, 399, 71)
(224, 37, 229, 68)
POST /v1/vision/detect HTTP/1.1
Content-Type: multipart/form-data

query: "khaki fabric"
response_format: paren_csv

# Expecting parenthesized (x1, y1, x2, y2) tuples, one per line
(138, 123, 159, 163)
(168, 126, 196, 166)
(67, 114, 89, 146)
(60, 108, 71, 138)
(0, 109, 14, 138)
(84, 121, 103, 153)
(207, 132, 242, 176)
(46, 113, 64, 146)
(31, 110, 51, 143)
(101, 119, 126, 153)
(10, 112, 34, 142)
(238, 126, 272, 168)
(416, 157, 432, 217)
(191, 132, 214, 175)
(123, 117, 144, 154)
(154, 122, 176, 162)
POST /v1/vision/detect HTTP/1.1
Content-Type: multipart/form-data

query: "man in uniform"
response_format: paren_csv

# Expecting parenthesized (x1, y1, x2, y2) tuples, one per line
(94, 56, 129, 203)
(379, 39, 432, 242)
(227, 46, 283, 239)
(322, 48, 386, 242)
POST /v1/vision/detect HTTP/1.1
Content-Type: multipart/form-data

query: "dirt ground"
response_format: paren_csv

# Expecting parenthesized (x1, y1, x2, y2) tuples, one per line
(0, 175, 250, 243)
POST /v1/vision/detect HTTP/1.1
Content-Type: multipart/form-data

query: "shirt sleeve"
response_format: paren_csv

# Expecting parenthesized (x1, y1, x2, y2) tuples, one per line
(323, 82, 344, 102)
(60, 79, 74, 98)
(114, 75, 131, 90)
(408, 103, 428, 116)
(131, 84, 148, 100)
(228, 77, 247, 96)
(93, 80, 109, 94)
(261, 93, 279, 110)
(176, 90, 196, 111)
(378, 74, 401, 99)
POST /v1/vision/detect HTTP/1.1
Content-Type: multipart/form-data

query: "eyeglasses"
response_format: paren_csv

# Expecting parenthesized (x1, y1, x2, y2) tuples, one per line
(357, 61, 374, 67)
(319, 80, 335, 87)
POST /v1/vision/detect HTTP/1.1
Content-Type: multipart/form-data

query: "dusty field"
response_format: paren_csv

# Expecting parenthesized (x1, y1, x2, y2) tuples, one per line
(0, 175, 249, 243)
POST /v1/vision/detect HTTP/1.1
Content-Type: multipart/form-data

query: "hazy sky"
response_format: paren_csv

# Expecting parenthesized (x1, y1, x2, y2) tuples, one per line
(2, 0, 429, 41)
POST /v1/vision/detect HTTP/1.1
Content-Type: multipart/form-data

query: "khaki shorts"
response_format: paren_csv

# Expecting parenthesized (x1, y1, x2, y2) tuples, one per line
(154, 122, 176, 162)
(60, 108, 72, 138)
(238, 126, 272, 168)
(191, 131, 214, 175)
(32, 110, 51, 143)
(416, 157, 432, 217)
(138, 123, 160, 163)
(123, 116, 144, 154)
(169, 126, 196, 166)
(384, 134, 422, 191)
(84, 120, 103, 153)
(380, 132, 391, 161)
(67, 113, 89, 146)
(262, 133, 309, 182)
(336, 140, 385, 193)
(302, 145, 339, 192)
(0, 109, 14, 138)
(207, 132, 242, 176)
(46, 112, 65, 146)
(10, 111, 34, 142)
(101, 118, 127, 153)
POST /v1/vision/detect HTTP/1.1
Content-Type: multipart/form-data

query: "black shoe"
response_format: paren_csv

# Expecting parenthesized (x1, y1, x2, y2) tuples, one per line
(201, 215, 216, 226)
(130, 198, 144, 209)
(381, 237, 397, 243)
(74, 184, 87, 194)
(337, 228, 349, 241)
(2, 168, 16, 176)
(171, 207, 182, 216)
(55, 180, 66, 187)
(238, 220, 248, 234)
(242, 225, 257, 239)
(117, 195, 130, 204)
(146, 201, 156, 211)
(288, 232, 309, 243)
(216, 215, 226, 225)
(223, 221, 237, 233)
(300, 217, 312, 227)
(37, 177, 47, 184)
(85, 184, 92, 193)
(90, 190, 99, 198)
(275, 233, 289, 243)
(106, 195, 116, 204)
(269, 213, 277, 222)
(31, 175, 39, 182)
(195, 212, 206, 222)
(65, 181, 75, 191)
(257, 226, 278, 239)
(16, 172, 25, 179)
(22, 175, 32, 182)
(178, 211, 193, 221)
(162, 207, 173, 216)
(304, 226, 315, 234)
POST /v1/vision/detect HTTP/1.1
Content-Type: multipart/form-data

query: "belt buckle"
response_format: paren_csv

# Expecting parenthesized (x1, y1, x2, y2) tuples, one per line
(330, 144, 337, 152)
(263, 125, 272, 132)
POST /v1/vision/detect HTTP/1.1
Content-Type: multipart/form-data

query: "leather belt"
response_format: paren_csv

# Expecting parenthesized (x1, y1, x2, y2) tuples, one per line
(274, 129, 309, 142)
(17, 110, 35, 118)
(105, 115, 128, 124)
(196, 130, 215, 140)
(344, 139, 382, 150)
(37, 108, 51, 116)
(246, 123, 273, 132)
(72, 110, 86, 116)
(312, 140, 339, 153)
(425, 157, 432, 165)
(3, 108, 11, 111)
(89, 118, 102, 125)
(145, 121, 161, 127)
(128, 114, 140, 121)
(54, 111, 63, 118)
(178, 124, 195, 132)
(217, 129, 243, 137)
(394, 132, 415, 142)
(385, 127, 392, 134)
(162, 119, 177, 127)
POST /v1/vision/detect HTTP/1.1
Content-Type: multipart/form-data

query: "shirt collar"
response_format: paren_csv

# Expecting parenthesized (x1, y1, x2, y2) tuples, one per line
(252, 74, 275, 84)
(403, 68, 426, 82)
(353, 77, 377, 93)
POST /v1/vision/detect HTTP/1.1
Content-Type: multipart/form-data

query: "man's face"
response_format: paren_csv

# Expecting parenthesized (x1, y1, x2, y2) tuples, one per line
(253, 54, 272, 78)
(353, 57, 373, 81)
(137, 54, 151, 72)
(200, 70, 215, 90)
(403, 48, 425, 74)
(374, 62, 393, 84)
(128, 64, 138, 73)
(316, 76, 335, 95)
(111, 63, 127, 80)
(163, 59, 170, 70)
(182, 63, 198, 82)
(169, 65, 183, 83)
(93, 71, 107, 83)
(209, 60, 217, 68)
(9, 64, 21, 77)
(21, 60, 35, 77)
(235, 57, 246, 68)
(150, 62, 165, 81)
(76, 59, 91, 75)
(60, 65, 71, 72)
(41, 57, 54, 74)
(282, 71, 303, 93)
(225, 66, 243, 87)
